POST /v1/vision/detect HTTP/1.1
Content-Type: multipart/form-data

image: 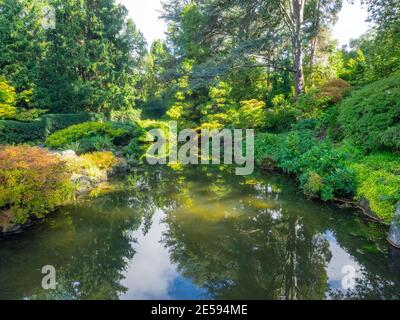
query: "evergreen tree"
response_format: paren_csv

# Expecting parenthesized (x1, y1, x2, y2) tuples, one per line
(37, 0, 147, 113)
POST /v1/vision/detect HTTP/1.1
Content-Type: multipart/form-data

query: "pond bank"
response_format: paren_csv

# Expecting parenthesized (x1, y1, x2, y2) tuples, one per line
(1, 146, 398, 250)
(0, 148, 131, 237)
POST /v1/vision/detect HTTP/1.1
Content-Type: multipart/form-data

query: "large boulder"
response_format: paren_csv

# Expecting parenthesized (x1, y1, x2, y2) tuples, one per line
(388, 203, 400, 248)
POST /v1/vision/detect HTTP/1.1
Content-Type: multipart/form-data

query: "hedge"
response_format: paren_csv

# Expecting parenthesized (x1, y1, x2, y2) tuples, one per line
(0, 112, 105, 144)
(41, 113, 105, 136)
(0, 119, 44, 144)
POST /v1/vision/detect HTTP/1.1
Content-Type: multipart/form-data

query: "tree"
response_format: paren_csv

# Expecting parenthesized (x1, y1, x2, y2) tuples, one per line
(162, 0, 343, 99)
(36, 0, 147, 113)
(337, 0, 400, 85)
(0, 0, 47, 108)
(0, 78, 17, 119)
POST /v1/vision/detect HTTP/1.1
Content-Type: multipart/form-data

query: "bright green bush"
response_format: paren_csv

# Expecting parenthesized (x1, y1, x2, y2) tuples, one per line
(339, 73, 400, 152)
(255, 130, 356, 201)
(0, 146, 72, 224)
(292, 119, 320, 131)
(14, 108, 48, 122)
(107, 108, 141, 123)
(232, 99, 266, 129)
(80, 151, 118, 170)
(346, 152, 400, 222)
(46, 122, 126, 149)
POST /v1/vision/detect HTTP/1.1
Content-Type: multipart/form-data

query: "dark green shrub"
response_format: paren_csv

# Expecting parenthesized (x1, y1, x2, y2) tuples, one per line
(292, 119, 320, 132)
(76, 136, 114, 154)
(255, 131, 356, 201)
(42, 113, 105, 136)
(0, 112, 105, 145)
(264, 95, 297, 133)
(297, 141, 356, 200)
(273, 130, 318, 174)
(124, 139, 144, 160)
(0, 119, 44, 144)
(339, 73, 400, 152)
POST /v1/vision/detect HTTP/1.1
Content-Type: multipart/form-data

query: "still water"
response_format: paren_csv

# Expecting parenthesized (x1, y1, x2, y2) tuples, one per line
(0, 165, 400, 300)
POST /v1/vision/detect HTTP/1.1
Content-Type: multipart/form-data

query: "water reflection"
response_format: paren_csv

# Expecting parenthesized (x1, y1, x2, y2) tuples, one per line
(0, 165, 399, 300)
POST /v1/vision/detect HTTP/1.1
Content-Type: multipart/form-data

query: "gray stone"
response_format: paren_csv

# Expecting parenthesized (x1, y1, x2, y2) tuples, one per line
(61, 150, 78, 159)
(4, 224, 23, 235)
(71, 174, 94, 195)
(388, 203, 400, 248)
(358, 197, 380, 221)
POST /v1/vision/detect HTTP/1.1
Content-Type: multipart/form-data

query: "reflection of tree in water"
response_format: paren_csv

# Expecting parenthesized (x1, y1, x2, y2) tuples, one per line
(328, 263, 400, 300)
(31, 167, 181, 300)
(160, 166, 400, 300)
(18, 168, 171, 300)
(3, 165, 400, 300)
(27, 202, 142, 299)
(160, 167, 332, 300)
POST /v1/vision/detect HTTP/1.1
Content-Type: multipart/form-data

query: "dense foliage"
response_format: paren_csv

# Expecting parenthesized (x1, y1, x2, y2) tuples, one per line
(1, 0, 399, 224)
(255, 129, 356, 201)
(45, 121, 145, 150)
(348, 152, 400, 222)
(0, 112, 106, 144)
(0, 0, 146, 114)
(339, 73, 400, 152)
(0, 146, 71, 224)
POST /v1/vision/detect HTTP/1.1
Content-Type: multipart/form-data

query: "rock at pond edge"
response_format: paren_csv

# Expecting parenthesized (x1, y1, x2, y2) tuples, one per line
(388, 203, 400, 249)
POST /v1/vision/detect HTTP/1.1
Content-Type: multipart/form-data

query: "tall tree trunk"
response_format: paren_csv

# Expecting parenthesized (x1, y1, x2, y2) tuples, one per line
(292, 0, 306, 99)
(309, 0, 321, 83)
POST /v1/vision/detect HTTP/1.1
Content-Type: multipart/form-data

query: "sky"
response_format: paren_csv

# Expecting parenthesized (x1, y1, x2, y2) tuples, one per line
(119, 0, 370, 47)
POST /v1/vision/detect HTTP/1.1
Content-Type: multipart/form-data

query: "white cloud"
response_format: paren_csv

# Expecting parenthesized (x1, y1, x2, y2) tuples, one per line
(118, 0, 167, 46)
(119, 0, 369, 48)
(120, 210, 178, 300)
(332, 0, 370, 47)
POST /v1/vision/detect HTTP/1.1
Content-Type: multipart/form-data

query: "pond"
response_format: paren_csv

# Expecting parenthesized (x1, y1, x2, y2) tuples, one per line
(0, 165, 400, 300)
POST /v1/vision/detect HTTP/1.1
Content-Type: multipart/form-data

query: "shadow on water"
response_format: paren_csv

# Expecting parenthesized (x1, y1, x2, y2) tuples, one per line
(0, 165, 399, 300)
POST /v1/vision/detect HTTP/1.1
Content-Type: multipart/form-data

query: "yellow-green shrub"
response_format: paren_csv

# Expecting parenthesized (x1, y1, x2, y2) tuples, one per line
(0, 79, 17, 120)
(80, 152, 117, 170)
(0, 146, 72, 224)
(348, 153, 400, 222)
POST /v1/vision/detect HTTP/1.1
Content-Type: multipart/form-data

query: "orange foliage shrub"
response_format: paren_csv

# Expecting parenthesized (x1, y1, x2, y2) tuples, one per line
(0, 146, 72, 224)
(319, 79, 352, 104)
